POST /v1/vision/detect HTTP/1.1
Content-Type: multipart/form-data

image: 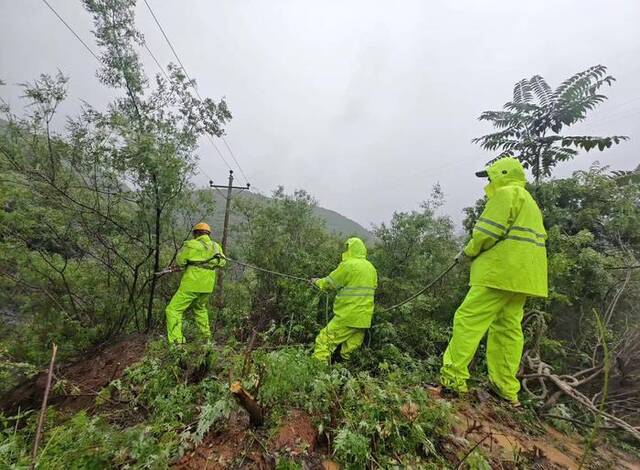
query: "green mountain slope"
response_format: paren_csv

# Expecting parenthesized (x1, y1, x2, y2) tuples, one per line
(204, 190, 373, 242)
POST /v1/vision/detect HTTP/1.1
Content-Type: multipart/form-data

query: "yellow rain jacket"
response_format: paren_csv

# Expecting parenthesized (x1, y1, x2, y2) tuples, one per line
(463, 157, 548, 298)
(315, 238, 378, 328)
(176, 235, 226, 293)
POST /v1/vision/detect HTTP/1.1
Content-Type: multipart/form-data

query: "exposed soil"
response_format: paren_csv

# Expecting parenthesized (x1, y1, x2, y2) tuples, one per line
(176, 390, 640, 469)
(447, 397, 640, 470)
(175, 409, 324, 469)
(174, 412, 271, 469)
(272, 409, 318, 456)
(0, 333, 148, 416)
(5, 338, 637, 469)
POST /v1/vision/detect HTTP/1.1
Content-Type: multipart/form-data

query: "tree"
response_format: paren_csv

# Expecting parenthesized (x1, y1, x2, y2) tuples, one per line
(473, 65, 628, 182)
(368, 187, 465, 358)
(0, 0, 231, 356)
(232, 188, 341, 341)
(81, 0, 231, 330)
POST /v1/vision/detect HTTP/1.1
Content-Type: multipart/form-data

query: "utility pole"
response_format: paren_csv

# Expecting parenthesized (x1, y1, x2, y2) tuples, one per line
(210, 170, 250, 306)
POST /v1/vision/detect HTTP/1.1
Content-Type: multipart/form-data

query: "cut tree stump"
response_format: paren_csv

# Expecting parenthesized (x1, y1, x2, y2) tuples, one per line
(230, 381, 263, 427)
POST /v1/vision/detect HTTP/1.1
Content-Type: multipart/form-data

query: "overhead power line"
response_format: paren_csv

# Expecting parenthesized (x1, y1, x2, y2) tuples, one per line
(141, 44, 231, 186)
(141, 0, 250, 184)
(142, 0, 193, 84)
(206, 135, 233, 170)
(221, 136, 249, 183)
(41, 0, 101, 63)
(139, 35, 230, 183)
(41, 0, 221, 190)
(143, 42, 170, 81)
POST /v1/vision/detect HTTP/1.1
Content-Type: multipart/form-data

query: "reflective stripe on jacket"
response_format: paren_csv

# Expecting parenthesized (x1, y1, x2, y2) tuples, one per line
(176, 235, 226, 293)
(315, 237, 378, 328)
(463, 157, 548, 297)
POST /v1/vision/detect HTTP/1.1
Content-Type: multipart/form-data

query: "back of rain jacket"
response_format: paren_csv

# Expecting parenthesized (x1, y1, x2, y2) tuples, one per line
(463, 157, 548, 298)
(176, 235, 226, 293)
(315, 237, 378, 328)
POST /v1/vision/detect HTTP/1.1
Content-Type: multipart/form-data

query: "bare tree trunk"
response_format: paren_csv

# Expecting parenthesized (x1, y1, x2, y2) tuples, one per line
(32, 343, 58, 468)
(146, 179, 162, 332)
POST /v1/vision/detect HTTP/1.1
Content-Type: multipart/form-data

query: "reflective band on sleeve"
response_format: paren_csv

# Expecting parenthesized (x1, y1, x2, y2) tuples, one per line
(505, 235, 546, 247)
(510, 226, 546, 239)
(478, 217, 507, 232)
(473, 226, 503, 240)
(341, 286, 375, 291)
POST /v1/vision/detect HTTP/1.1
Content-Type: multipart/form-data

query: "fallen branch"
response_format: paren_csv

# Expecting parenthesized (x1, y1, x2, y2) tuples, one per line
(543, 413, 619, 431)
(31, 343, 57, 468)
(527, 355, 640, 442)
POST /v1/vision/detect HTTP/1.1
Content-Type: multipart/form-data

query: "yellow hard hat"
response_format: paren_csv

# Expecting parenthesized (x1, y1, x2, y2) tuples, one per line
(193, 222, 211, 234)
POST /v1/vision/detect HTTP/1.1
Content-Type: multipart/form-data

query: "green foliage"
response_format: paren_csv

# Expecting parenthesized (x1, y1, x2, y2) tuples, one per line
(275, 457, 303, 470)
(464, 449, 492, 470)
(548, 404, 577, 434)
(0, 0, 229, 361)
(369, 186, 465, 359)
(536, 167, 640, 369)
(0, 346, 38, 396)
(256, 348, 324, 410)
(0, 340, 240, 468)
(371, 186, 459, 306)
(231, 188, 342, 342)
(193, 398, 233, 444)
(0, 411, 176, 469)
(332, 370, 453, 467)
(474, 65, 627, 180)
(333, 428, 370, 467)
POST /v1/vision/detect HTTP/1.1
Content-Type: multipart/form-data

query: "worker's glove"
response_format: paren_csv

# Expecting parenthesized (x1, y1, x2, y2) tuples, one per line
(309, 277, 320, 289)
(454, 249, 471, 265)
(213, 253, 224, 260)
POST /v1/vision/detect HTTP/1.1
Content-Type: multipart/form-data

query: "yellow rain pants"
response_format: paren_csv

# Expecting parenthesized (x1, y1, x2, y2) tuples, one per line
(312, 318, 366, 362)
(165, 234, 225, 344)
(440, 286, 526, 401)
(166, 291, 211, 344)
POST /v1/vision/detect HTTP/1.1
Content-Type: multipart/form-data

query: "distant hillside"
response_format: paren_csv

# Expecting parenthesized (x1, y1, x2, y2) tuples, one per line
(202, 190, 373, 242)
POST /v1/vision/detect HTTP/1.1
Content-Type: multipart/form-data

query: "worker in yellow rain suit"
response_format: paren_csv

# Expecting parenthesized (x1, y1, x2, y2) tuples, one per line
(312, 237, 378, 362)
(440, 157, 548, 404)
(165, 223, 226, 344)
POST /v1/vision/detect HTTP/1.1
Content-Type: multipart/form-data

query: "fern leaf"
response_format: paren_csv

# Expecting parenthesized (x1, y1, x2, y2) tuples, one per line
(513, 79, 532, 104)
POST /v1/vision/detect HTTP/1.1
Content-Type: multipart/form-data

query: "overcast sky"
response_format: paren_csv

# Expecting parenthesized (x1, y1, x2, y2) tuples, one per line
(1, 0, 639, 229)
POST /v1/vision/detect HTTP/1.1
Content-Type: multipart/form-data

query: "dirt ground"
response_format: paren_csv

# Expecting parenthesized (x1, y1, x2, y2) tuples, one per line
(177, 396, 640, 470)
(0, 333, 148, 415)
(447, 398, 640, 470)
(3, 337, 637, 469)
(173, 412, 270, 469)
(174, 409, 329, 469)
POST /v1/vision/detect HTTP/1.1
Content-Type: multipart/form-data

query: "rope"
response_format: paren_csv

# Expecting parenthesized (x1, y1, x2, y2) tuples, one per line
(158, 255, 458, 343)
(379, 260, 459, 313)
(605, 264, 640, 270)
(160, 255, 459, 313)
(224, 256, 312, 283)
(223, 256, 324, 345)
